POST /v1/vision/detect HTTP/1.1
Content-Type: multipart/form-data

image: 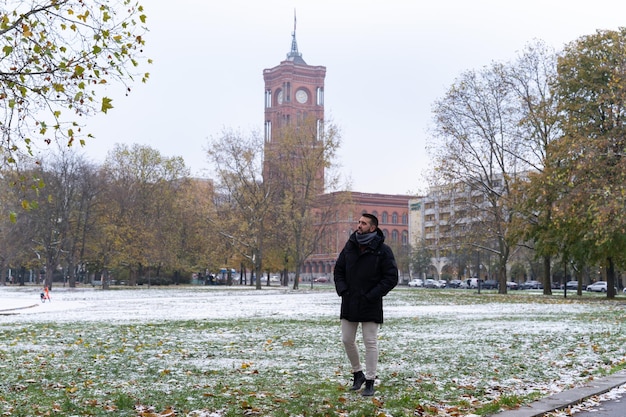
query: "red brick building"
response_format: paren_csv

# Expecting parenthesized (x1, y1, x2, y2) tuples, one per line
(263, 24, 326, 196)
(303, 191, 411, 277)
(262, 22, 412, 279)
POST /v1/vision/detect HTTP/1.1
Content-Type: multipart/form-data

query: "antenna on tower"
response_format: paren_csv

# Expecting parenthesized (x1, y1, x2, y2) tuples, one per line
(290, 9, 298, 55)
(286, 8, 304, 63)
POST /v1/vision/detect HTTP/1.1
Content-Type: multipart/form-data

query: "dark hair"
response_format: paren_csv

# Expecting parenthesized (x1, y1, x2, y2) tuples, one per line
(362, 213, 378, 228)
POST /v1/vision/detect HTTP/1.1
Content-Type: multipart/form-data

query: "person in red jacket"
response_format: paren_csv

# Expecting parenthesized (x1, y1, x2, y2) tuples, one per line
(334, 213, 398, 396)
(40, 286, 51, 303)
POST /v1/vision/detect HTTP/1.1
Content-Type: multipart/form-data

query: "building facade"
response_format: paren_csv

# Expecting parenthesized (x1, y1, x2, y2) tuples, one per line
(409, 179, 505, 279)
(303, 191, 412, 278)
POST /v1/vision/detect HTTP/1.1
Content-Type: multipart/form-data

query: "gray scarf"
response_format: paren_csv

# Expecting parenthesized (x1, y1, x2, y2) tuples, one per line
(355, 231, 377, 246)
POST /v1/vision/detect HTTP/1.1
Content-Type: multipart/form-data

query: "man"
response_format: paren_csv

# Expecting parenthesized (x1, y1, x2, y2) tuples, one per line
(334, 213, 398, 396)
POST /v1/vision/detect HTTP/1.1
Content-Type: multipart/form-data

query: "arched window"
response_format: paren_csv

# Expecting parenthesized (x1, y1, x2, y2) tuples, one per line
(402, 213, 408, 224)
(391, 230, 399, 243)
(402, 231, 409, 245)
(382, 212, 388, 224)
(382, 229, 389, 240)
(392, 212, 398, 224)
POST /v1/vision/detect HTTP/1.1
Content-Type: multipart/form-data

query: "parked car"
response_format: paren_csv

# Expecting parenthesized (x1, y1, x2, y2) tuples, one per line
(586, 281, 616, 293)
(482, 280, 498, 289)
(270, 275, 281, 284)
(313, 276, 329, 283)
(424, 279, 445, 288)
(506, 281, 519, 290)
(408, 278, 423, 288)
(448, 279, 463, 288)
(520, 280, 543, 290)
(562, 281, 578, 290)
(465, 278, 482, 289)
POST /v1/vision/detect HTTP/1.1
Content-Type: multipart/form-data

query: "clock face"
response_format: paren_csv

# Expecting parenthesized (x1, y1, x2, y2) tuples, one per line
(277, 90, 283, 105)
(295, 89, 308, 104)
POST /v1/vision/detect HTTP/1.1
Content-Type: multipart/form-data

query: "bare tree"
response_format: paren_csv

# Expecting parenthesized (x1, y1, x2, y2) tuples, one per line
(430, 62, 524, 293)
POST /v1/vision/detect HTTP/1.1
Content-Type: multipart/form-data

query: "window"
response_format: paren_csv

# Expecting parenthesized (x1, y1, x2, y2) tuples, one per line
(402, 231, 409, 245)
(265, 89, 272, 108)
(392, 212, 398, 224)
(316, 87, 324, 105)
(391, 230, 399, 243)
(264, 121, 272, 142)
(382, 212, 388, 224)
(285, 82, 291, 102)
(402, 213, 408, 224)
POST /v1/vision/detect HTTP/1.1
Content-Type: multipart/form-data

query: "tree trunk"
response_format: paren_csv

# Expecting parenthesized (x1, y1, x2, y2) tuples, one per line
(606, 257, 616, 299)
(282, 267, 288, 286)
(542, 255, 552, 295)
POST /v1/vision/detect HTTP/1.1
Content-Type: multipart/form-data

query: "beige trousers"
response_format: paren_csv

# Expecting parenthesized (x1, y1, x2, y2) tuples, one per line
(340, 319, 379, 380)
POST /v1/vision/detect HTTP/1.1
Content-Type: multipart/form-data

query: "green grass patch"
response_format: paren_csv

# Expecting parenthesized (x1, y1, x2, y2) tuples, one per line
(1, 288, 625, 416)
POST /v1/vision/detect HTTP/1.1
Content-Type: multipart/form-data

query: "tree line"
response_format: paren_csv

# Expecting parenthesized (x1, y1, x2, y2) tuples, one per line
(0, 116, 344, 290)
(428, 29, 626, 298)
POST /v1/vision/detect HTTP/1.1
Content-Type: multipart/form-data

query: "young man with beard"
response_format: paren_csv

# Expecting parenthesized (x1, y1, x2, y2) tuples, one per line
(334, 213, 398, 396)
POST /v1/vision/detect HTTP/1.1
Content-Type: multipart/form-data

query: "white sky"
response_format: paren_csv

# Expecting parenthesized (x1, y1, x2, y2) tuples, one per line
(81, 0, 626, 196)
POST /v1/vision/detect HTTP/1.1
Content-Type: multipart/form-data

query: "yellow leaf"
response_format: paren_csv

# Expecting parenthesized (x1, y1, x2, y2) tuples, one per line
(21, 24, 32, 37)
(101, 97, 113, 113)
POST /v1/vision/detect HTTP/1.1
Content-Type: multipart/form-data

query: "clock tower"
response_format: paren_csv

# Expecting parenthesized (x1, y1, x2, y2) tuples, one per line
(263, 18, 326, 194)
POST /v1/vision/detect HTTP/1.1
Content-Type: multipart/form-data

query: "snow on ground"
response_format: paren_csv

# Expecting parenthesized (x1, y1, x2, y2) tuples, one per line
(0, 284, 592, 324)
(1, 285, 624, 417)
(0, 285, 340, 322)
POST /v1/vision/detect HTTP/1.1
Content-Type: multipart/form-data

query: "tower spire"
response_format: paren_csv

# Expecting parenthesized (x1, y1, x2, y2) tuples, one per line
(286, 9, 305, 64)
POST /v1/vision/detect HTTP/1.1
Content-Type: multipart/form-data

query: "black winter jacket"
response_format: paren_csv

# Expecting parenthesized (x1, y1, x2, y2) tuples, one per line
(334, 228, 398, 323)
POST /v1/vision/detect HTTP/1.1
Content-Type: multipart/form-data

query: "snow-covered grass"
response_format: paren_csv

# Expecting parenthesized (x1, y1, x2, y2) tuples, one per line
(1, 285, 625, 416)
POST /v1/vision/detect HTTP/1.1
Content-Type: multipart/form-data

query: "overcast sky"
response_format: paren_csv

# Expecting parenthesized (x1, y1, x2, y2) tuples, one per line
(82, 0, 626, 196)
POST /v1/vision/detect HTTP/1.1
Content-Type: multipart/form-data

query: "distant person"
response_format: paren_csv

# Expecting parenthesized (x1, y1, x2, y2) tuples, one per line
(334, 213, 398, 396)
(40, 286, 51, 303)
